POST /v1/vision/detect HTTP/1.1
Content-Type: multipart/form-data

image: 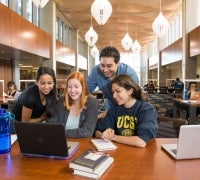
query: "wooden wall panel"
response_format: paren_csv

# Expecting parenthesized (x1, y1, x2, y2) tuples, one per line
(188, 25, 200, 57)
(56, 41, 75, 66)
(161, 38, 182, 66)
(0, 59, 13, 89)
(10, 10, 51, 58)
(0, 3, 51, 59)
(0, 4, 11, 46)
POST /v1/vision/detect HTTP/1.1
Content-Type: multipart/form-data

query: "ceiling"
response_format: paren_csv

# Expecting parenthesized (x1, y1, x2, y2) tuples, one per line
(54, 0, 182, 52)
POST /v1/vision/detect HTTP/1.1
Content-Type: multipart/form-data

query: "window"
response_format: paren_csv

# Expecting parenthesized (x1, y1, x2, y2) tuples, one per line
(26, 0, 33, 22)
(0, 0, 8, 6)
(13, 0, 22, 15)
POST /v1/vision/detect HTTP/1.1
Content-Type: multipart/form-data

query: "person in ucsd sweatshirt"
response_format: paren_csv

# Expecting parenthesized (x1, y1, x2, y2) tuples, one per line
(95, 74, 158, 148)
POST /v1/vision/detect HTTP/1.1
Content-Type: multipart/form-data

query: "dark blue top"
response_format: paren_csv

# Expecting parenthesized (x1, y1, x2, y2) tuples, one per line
(174, 81, 184, 89)
(95, 100, 158, 143)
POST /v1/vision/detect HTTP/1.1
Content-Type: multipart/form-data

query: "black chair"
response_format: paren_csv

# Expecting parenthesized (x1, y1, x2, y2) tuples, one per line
(159, 86, 168, 94)
(156, 115, 186, 138)
(146, 87, 155, 94)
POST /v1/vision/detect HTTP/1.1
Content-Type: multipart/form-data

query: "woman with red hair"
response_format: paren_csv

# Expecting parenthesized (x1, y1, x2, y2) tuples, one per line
(55, 71, 98, 137)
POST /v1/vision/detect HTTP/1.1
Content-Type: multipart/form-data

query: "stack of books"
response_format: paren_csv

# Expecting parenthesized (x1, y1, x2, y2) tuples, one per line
(69, 149, 114, 179)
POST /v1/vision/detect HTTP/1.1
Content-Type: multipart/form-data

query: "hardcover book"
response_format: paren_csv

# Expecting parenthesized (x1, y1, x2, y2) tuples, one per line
(91, 139, 117, 151)
(73, 156, 114, 179)
(69, 150, 110, 172)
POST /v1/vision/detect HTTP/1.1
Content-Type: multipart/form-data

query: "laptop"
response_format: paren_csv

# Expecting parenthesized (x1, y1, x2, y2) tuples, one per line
(190, 91, 200, 101)
(14, 121, 79, 159)
(161, 125, 200, 160)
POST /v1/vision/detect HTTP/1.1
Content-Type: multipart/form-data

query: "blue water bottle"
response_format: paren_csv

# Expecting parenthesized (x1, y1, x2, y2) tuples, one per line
(0, 108, 11, 154)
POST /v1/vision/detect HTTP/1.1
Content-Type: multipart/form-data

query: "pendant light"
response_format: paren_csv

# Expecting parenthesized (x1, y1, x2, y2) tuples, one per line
(121, 33, 133, 51)
(131, 27, 141, 53)
(91, 0, 112, 25)
(85, 16, 98, 47)
(121, 22, 133, 51)
(91, 45, 99, 58)
(32, 0, 49, 8)
(152, 0, 169, 37)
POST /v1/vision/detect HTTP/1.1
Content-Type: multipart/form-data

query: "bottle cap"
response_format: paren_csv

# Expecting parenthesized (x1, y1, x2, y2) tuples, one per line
(0, 108, 7, 116)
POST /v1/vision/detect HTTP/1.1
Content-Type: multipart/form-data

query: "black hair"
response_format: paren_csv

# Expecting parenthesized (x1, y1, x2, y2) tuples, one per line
(99, 46, 120, 64)
(7, 81, 17, 89)
(176, 77, 180, 81)
(189, 82, 197, 88)
(36, 67, 57, 117)
(111, 74, 144, 100)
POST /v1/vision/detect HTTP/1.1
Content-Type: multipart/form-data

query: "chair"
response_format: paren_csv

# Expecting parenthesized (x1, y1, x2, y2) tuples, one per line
(159, 86, 168, 94)
(156, 115, 186, 138)
(146, 87, 155, 94)
(174, 88, 183, 98)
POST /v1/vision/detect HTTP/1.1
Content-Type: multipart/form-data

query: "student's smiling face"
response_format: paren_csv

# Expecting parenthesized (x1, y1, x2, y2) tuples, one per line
(67, 78, 82, 101)
(36, 74, 54, 95)
(100, 57, 119, 79)
(112, 83, 133, 106)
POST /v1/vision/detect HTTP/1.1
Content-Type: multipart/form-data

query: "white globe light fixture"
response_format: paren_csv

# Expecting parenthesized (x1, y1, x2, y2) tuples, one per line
(85, 26, 98, 47)
(32, 0, 49, 8)
(91, 45, 99, 58)
(121, 33, 133, 51)
(91, 0, 112, 25)
(152, 0, 169, 37)
(131, 40, 141, 53)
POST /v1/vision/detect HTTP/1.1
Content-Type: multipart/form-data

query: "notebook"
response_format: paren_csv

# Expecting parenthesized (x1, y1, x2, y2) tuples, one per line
(190, 91, 200, 100)
(14, 121, 79, 159)
(161, 125, 200, 160)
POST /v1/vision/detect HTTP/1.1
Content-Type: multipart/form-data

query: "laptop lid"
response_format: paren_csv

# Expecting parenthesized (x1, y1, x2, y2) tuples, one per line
(161, 125, 200, 160)
(14, 121, 79, 159)
(190, 91, 200, 100)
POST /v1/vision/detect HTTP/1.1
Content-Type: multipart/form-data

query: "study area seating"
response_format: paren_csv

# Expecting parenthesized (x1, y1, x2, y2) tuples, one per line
(157, 115, 186, 138)
(145, 87, 155, 94)
(159, 86, 168, 94)
(173, 88, 183, 98)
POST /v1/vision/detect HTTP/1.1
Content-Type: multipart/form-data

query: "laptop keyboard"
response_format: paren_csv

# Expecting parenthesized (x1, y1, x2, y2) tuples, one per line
(170, 148, 177, 154)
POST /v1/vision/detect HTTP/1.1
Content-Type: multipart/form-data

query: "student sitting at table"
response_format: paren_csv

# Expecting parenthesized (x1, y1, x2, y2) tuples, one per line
(53, 71, 99, 138)
(187, 82, 198, 99)
(95, 74, 158, 148)
(6, 81, 18, 98)
(175, 82, 200, 120)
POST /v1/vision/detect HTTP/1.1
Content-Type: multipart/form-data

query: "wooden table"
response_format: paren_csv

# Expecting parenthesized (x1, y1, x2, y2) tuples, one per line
(173, 98, 200, 124)
(0, 138, 200, 179)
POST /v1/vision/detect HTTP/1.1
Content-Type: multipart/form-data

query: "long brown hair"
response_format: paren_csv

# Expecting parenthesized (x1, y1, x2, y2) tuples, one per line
(63, 71, 90, 110)
(111, 74, 145, 100)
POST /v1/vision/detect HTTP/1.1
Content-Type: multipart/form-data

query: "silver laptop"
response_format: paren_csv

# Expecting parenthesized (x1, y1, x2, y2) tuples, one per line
(14, 121, 79, 159)
(161, 125, 200, 160)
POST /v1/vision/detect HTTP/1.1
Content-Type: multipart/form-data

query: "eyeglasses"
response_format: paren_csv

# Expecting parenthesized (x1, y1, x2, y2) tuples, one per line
(190, 85, 197, 87)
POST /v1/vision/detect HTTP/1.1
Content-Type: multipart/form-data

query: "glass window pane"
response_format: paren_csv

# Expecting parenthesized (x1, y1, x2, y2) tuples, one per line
(26, 0, 32, 22)
(13, 0, 22, 15)
(0, 0, 8, 6)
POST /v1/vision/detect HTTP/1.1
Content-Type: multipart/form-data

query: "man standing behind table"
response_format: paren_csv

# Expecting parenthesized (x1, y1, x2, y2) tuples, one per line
(86, 46, 139, 119)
